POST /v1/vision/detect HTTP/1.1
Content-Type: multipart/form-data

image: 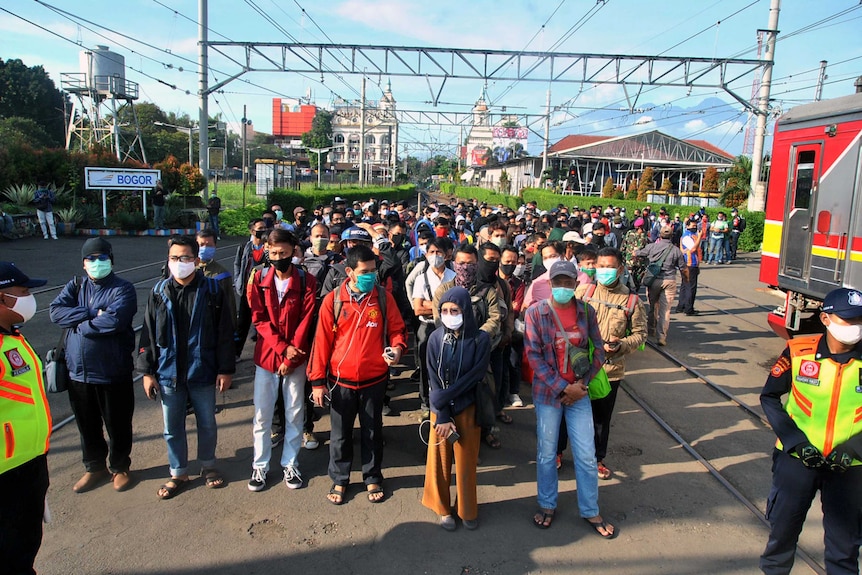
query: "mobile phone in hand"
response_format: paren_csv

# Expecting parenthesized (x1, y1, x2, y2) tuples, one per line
(447, 430, 460, 444)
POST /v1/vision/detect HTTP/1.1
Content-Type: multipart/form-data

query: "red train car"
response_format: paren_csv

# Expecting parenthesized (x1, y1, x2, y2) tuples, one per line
(760, 92, 862, 338)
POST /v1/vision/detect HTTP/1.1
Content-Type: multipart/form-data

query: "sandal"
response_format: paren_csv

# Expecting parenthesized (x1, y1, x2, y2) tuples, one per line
(496, 412, 513, 425)
(327, 483, 346, 505)
(203, 469, 225, 489)
(483, 432, 502, 449)
(597, 462, 612, 481)
(366, 484, 385, 503)
(583, 517, 619, 539)
(533, 508, 555, 529)
(157, 477, 188, 500)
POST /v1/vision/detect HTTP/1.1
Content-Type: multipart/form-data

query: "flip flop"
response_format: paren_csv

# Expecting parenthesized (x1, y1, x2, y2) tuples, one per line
(597, 462, 612, 480)
(328, 483, 346, 506)
(533, 508, 555, 529)
(483, 432, 502, 449)
(157, 477, 188, 500)
(366, 484, 385, 503)
(496, 412, 513, 425)
(583, 517, 619, 539)
(203, 469, 225, 489)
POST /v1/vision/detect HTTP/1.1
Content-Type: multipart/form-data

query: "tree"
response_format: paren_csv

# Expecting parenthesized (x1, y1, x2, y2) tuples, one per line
(626, 178, 639, 200)
(499, 170, 510, 194)
(0, 117, 53, 148)
(601, 177, 615, 198)
(719, 155, 752, 207)
(703, 166, 720, 193)
(660, 178, 673, 192)
(637, 167, 654, 202)
(301, 109, 333, 169)
(0, 58, 67, 147)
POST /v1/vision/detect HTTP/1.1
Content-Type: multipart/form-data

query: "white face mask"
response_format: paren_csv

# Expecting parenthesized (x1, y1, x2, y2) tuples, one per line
(291, 256, 302, 265)
(428, 254, 445, 269)
(8, 293, 37, 323)
(826, 317, 862, 345)
(514, 264, 525, 277)
(543, 257, 560, 270)
(168, 261, 196, 280)
(441, 313, 464, 330)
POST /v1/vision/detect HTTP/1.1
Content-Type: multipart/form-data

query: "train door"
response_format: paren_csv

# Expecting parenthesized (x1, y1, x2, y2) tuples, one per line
(780, 144, 823, 281)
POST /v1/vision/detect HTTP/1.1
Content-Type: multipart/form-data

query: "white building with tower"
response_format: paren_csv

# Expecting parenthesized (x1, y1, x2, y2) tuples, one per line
(328, 80, 398, 181)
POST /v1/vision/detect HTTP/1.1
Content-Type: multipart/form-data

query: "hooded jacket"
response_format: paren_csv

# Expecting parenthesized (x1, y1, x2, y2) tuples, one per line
(426, 286, 491, 424)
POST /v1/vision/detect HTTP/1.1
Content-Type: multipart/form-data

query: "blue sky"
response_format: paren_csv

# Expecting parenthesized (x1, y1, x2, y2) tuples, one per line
(2, 0, 861, 158)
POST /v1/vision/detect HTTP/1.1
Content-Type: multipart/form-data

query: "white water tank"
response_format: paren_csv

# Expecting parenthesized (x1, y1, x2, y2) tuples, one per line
(79, 46, 126, 96)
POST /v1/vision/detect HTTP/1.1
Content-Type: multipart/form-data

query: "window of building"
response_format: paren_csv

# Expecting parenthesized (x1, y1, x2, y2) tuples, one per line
(366, 135, 376, 145)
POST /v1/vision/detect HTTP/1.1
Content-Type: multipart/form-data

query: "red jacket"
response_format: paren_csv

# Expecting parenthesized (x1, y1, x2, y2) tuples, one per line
(308, 281, 407, 390)
(249, 265, 317, 372)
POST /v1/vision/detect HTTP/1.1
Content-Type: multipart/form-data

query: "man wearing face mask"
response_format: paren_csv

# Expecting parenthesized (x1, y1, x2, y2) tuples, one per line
(499, 245, 526, 408)
(308, 245, 407, 505)
(412, 238, 456, 418)
(234, 219, 268, 360)
(196, 229, 236, 324)
(575, 248, 646, 481)
(138, 235, 235, 499)
(49, 238, 138, 493)
(524, 242, 565, 309)
(0, 262, 51, 574)
(759, 288, 862, 575)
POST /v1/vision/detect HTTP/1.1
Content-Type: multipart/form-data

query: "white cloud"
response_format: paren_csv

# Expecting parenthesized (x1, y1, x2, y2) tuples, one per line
(683, 119, 707, 133)
(634, 115, 653, 125)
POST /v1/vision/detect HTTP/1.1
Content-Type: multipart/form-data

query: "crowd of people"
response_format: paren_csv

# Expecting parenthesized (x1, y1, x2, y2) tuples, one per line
(4, 191, 860, 575)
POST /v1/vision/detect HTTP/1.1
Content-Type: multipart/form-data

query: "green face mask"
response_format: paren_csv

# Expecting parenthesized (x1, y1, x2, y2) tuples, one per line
(84, 259, 112, 280)
(354, 272, 377, 293)
(580, 267, 596, 278)
(595, 268, 618, 286)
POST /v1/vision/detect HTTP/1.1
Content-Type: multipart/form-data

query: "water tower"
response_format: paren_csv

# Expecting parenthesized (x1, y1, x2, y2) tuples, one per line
(61, 46, 147, 163)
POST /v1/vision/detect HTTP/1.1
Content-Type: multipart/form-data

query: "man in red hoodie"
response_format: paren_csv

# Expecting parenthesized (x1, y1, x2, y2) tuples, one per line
(247, 229, 317, 492)
(309, 244, 407, 505)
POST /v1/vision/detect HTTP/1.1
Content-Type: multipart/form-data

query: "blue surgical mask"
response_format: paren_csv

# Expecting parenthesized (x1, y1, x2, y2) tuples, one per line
(198, 246, 216, 262)
(84, 259, 112, 280)
(274, 209, 283, 221)
(353, 272, 377, 293)
(595, 268, 618, 286)
(551, 287, 575, 304)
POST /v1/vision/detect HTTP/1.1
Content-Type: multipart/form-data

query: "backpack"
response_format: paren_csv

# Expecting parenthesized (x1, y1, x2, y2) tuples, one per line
(641, 245, 673, 288)
(258, 265, 306, 296)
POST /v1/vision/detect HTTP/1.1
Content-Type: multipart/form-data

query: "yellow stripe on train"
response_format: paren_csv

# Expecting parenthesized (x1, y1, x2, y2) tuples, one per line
(762, 220, 783, 256)
(811, 246, 862, 262)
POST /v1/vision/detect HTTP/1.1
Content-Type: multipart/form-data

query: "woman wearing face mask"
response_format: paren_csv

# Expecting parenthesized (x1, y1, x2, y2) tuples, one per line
(423, 286, 490, 531)
(49, 238, 139, 493)
(760, 287, 862, 573)
(0, 261, 51, 575)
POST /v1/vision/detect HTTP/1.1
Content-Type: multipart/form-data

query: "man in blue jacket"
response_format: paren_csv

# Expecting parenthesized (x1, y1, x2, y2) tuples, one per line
(50, 238, 137, 493)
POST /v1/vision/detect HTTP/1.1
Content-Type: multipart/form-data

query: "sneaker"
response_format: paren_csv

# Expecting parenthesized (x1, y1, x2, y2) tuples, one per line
(271, 431, 284, 447)
(508, 394, 524, 407)
(248, 468, 266, 492)
(283, 466, 303, 489)
(303, 431, 319, 450)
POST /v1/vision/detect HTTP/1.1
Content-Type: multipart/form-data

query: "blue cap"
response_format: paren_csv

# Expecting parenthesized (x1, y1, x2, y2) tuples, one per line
(0, 262, 47, 290)
(822, 288, 862, 319)
(340, 227, 372, 243)
(549, 260, 578, 280)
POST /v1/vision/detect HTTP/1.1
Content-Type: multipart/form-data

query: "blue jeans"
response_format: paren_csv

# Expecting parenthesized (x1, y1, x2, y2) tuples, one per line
(707, 236, 725, 263)
(252, 365, 305, 473)
(160, 381, 218, 477)
(209, 214, 220, 237)
(535, 398, 599, 516)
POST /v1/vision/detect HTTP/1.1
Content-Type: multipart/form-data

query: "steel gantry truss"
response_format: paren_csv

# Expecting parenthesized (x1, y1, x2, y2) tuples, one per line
(205, 42, 764, 110)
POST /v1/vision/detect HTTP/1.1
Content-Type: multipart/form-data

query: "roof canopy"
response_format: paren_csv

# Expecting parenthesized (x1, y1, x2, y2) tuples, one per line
(550, 130, 734, 168)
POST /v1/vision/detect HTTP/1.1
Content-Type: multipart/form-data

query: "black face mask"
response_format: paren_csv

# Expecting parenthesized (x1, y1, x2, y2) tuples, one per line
(271, 258, 292, 273)
(477, 256, 500, 284)
(391, 233, 405, 247)
(254, 230, 267, 240)
(263, 218, 274, 229)
(500, 263, 516, 277)
(592, 235, 606, 248)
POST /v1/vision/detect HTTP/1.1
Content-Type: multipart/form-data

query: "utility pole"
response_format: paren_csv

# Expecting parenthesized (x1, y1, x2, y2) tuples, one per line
(359, 77, 366, 186)
(748, 0, 780, 212)
(815, 60, 828, 101)
(542, 88, 551, 184)
(242, 104, 248, 207)
(198, 0, 209, 200)
(457, 125, 463, 172)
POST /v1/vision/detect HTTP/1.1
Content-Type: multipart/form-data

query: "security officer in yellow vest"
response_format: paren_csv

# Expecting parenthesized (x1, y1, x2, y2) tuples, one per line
(0, 262, 51, 575)
(760, 287, 862, 575)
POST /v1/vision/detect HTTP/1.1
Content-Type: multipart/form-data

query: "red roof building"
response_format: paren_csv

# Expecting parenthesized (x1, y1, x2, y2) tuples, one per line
(272, 100, 317, 140)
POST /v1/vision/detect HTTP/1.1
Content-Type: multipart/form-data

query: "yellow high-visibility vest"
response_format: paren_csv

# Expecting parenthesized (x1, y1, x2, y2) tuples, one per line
(1, 332, 52, 474)
(780, 335, 862, 464)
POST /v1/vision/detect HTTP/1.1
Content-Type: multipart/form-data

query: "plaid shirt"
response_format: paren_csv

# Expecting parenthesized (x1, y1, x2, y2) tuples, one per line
(524, 298, 605, 407)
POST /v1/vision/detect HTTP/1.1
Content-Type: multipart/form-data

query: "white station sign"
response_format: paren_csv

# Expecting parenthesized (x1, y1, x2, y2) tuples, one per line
(85, 167, 161, 190)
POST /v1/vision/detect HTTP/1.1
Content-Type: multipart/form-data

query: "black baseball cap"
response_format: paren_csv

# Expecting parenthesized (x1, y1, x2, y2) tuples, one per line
(0, 262, 47, 290)
(822, 288, 862, 319)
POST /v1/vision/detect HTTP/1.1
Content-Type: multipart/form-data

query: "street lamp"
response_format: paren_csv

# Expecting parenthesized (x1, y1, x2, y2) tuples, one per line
(307, 145, 344, 188)
(241, 108, 253, 207)
(154, 121, 197, 165)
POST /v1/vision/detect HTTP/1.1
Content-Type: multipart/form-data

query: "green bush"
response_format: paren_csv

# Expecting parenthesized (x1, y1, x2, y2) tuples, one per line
(219, 204, 267, 237)
(266, 184, 417, 213)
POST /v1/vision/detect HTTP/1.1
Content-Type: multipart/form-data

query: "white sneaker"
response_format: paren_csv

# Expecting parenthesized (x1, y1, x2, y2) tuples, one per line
(248, 468, 266, 492)
(303, 432, 319, 450)
(508, 394, 524, 407)
(283, 466, 303, 489)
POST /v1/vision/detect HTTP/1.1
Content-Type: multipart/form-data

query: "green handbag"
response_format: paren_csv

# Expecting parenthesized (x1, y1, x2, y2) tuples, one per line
(586, 338, 611, 400)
